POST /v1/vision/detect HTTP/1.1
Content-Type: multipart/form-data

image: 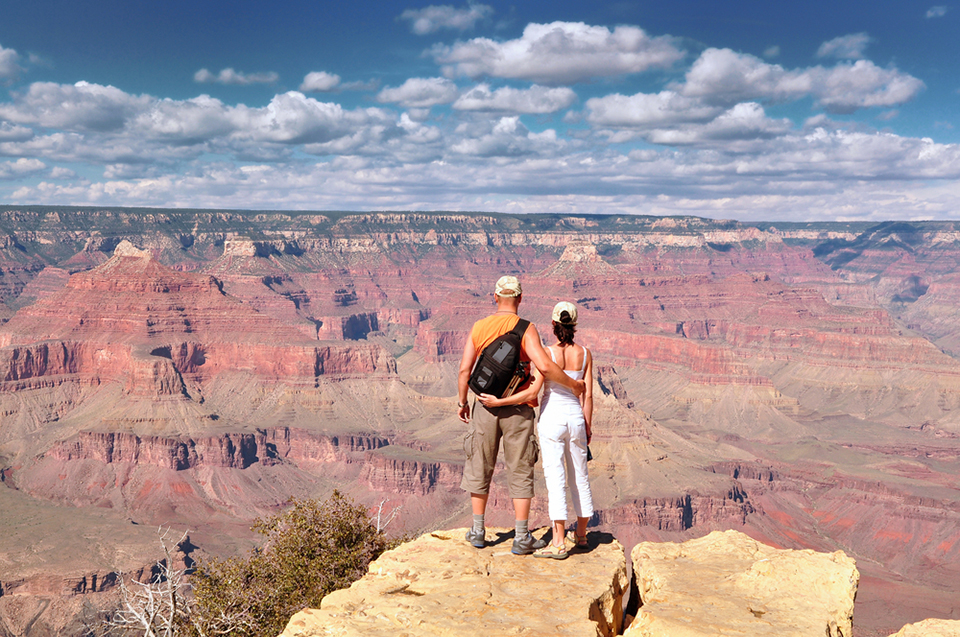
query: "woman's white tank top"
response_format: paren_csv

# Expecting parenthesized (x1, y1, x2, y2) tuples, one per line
(541, 345, 586, 411)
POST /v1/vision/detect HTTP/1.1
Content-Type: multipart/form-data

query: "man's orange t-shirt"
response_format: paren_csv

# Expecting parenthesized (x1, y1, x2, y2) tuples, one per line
(469, 313, 537, 407)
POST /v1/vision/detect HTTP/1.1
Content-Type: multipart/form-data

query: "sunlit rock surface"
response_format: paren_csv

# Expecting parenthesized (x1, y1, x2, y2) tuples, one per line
(625, 530, 859, 637)
(888, 618, 960, 636)
(280, 528, 628, 637)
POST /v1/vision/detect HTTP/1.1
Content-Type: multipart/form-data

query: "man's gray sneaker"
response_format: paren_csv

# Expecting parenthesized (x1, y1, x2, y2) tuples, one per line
(465, 528, 486, 549)
(511, 532, 547, 555)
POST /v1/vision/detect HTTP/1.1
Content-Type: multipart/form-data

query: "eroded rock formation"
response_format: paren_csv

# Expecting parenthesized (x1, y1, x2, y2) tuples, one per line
(626, 530, 859, 637)
(274, 527, 960, 637)
(280, 528, 628, 637)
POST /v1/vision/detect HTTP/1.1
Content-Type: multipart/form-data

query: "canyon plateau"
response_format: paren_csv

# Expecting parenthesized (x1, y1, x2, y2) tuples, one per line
(0, 207, 958, 636)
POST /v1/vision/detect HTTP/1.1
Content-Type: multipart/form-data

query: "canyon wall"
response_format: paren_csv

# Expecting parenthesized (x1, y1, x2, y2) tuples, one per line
(2, 209, 960, 635)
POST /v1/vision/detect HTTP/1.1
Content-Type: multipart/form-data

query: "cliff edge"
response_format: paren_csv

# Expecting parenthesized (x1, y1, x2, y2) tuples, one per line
(627, 530, 858, 636)
(280, 528, 870, 637)
(281, 527, 628, 637)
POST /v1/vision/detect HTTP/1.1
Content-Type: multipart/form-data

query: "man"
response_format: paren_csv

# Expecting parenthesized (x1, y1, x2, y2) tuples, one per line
(457, 275, 586, 554)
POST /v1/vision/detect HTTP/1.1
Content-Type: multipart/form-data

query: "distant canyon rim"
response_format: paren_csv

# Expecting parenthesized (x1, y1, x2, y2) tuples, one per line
(0, 207, 959, 636)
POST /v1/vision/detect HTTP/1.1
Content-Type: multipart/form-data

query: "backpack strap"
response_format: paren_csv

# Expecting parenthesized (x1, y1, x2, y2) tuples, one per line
(511, 318, 530, 340)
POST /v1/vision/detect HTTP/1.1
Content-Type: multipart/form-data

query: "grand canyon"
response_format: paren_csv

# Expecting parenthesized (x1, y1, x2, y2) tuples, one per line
(1, 207, 959, 636)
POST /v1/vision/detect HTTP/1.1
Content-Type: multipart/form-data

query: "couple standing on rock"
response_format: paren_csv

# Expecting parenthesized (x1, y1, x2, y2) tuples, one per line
(457, 275, 594, 560)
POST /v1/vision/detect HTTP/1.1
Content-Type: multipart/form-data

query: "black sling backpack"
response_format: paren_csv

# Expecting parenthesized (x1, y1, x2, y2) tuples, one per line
(468, 318, 530, 399)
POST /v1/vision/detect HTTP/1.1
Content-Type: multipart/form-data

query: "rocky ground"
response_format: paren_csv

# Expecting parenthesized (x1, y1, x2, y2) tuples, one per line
(279, 527, 958, 637)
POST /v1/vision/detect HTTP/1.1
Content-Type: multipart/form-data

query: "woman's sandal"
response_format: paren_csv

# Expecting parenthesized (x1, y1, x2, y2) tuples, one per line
(568, 532, 589, 552)
(533, 542, 569, 560)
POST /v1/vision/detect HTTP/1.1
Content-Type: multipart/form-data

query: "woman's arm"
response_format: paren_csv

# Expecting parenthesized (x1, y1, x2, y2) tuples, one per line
(581, 349, 593, 443)
(478, 366, 544, 408)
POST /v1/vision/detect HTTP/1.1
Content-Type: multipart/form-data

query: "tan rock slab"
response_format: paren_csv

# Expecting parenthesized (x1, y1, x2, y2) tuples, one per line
(626, 530, 859, 637)
(888, 618, 960, 636)
(280, 528, 628, 637)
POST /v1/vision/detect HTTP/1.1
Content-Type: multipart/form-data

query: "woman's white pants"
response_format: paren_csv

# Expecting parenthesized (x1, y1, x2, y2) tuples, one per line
(537, 406, 593, 522)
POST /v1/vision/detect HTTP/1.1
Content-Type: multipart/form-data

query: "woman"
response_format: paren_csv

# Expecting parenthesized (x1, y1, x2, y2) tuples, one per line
(479, 301, 593, 559)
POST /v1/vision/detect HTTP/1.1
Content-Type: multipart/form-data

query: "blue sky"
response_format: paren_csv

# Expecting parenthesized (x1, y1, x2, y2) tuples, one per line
(0, 0, 957, 221)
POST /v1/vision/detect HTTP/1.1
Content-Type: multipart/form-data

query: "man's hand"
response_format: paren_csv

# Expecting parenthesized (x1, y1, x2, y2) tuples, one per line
(458, 402, 471, 423)
(572, 378, 586, 397)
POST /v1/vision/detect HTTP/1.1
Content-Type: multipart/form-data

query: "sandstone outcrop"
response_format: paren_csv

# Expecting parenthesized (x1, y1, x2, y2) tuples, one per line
(280, 528, 628, 637)
(626, 530, 858, 637)
(888, 618, 960, 636)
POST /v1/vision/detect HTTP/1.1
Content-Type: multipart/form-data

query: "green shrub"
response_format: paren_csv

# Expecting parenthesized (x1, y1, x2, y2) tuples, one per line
(188, 491, 398, 637)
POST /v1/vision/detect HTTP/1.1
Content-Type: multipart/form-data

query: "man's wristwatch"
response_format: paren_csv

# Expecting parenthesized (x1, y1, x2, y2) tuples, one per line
(457, 400, 468, 408)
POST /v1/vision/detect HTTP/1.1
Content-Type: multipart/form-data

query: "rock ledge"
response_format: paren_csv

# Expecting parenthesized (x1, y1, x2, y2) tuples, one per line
(280, 528, 628, 637)
(626, 530, 859, 637)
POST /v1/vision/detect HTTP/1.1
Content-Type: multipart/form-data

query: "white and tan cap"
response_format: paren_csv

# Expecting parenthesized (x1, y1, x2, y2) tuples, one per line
(495, 275, 522, 298)
(552, 301, 578, 325)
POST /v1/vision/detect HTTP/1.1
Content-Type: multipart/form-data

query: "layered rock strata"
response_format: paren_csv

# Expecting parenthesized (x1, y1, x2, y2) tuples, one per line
(0, 242, 396, 394)
(45, 428, 389, 470)
(625, 530, 858, 637)
(280, 528, 628, 637)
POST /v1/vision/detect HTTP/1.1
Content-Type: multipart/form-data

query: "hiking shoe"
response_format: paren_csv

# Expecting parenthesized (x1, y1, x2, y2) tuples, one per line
(534, 542, 569, 560)
(465, 528, 486, 549)
(511, 532, 547, 555)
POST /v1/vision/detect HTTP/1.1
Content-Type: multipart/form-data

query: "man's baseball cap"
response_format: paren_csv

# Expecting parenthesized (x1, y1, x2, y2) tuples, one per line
(495, 275, 522, 297)
(552, 301, 578, 325)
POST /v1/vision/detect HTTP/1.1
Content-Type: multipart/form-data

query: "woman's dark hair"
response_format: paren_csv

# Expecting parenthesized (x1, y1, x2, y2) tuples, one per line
(552, 312, 576, 345)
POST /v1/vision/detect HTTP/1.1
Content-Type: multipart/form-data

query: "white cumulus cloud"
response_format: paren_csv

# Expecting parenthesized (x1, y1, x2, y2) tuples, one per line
(376, 77, 459, 108)
(7, 127, 960, 222)
(49, 166, 76, 179)
(300, 71, 341, 92)
(926, 5, 948, 17)
(194, 68, 279, 85)
(453, 84, 576, 113)
(0, 158, 45, 179)
(224, 92, 397, 145)
(645, 102, 793, 145)
(678, 49, 812, 104)
(812, 60, 926, 113)
(400, 3, 493, 34)
(585, 90, 720, 128)
(817, 33, 871, 59)
(0, 82, 404, 164)
(449, 115, 563, 157)
(433, 21, 684, 84)
(676, 48, 924, 113)
(0, 44, 22, 82)
(0, 81, 153, 132)
(132, 94, 236, 143)
(0, 121, 33, 141)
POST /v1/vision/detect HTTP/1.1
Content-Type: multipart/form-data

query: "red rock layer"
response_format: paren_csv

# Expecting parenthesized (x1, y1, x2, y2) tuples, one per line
(0, 249, 397, 396)
(46, 428, 390, 470)
(360, 452, 464, 496)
